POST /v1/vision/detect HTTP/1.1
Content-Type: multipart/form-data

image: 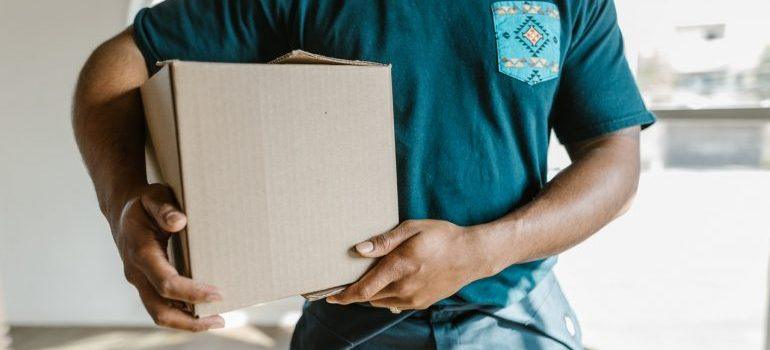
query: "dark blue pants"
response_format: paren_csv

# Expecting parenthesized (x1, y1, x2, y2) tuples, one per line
(290, 273, 583, 349)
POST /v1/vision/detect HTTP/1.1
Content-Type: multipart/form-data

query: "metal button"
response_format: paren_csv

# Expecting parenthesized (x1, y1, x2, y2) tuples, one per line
(564, 314, 576, 337)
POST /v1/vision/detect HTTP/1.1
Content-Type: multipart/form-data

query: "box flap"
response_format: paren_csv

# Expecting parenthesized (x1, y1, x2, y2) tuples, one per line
(270, 50, 387, 66)
(155, 59, 178, 68)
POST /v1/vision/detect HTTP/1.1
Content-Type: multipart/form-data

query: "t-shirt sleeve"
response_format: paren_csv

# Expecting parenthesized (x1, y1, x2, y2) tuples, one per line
(551, 0, 655, 144)
(132, 0, 290, 75)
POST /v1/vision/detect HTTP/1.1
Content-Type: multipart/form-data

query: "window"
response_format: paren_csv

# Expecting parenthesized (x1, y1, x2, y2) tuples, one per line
(624, 0, 770, 110)
(555, 1, 770, 350)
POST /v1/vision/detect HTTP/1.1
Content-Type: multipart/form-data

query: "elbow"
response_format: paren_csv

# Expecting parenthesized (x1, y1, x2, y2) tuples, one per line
(616, 190, 637, 218)
(615, 170, 640, 219)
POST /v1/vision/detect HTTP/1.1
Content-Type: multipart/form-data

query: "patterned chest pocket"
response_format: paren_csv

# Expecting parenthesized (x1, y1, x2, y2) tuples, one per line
(492, 1, 561, 85)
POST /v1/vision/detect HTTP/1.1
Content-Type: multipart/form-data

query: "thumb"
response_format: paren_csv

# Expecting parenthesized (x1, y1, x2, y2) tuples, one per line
(355, 220, 421, 258)
(140, 183, 187, 233)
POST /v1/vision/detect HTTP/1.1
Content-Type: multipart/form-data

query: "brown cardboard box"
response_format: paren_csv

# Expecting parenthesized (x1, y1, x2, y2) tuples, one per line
(141, 50, 399, 317)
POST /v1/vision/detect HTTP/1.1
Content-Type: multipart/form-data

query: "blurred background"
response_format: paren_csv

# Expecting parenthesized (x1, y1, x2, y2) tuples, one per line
(1, 0, 769, 349)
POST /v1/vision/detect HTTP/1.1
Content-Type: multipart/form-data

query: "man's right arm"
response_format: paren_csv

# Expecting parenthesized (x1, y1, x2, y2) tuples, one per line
(72, 28, 224, 332)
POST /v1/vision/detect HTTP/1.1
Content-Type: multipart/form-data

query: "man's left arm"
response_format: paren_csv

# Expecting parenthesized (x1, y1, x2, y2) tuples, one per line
(328, 125, 640, 309)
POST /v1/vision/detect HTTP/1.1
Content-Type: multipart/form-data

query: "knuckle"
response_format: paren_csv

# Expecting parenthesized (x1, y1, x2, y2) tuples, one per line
(393, 282, 410, 295)
(410, 262, 422, 274)
(126, 246, 144, 264)
(357, 286, 375, 299)
(154, 311, 171, 327)
(157, 278, 175, 297)
(387, 256, 405, 273)
(399, 259, 415, 272)
(157, 203, 174, 216)
(372, 233, 392, 251)
(133, 246, 154, 263)
(139, 192, 154, 208)
(392, 256, 417, 274)
(407, 297, 425, 309)
(123, 268, 140, 285)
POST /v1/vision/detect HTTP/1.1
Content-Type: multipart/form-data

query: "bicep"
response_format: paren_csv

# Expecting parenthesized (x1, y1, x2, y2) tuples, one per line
(75, 27, 148, 118)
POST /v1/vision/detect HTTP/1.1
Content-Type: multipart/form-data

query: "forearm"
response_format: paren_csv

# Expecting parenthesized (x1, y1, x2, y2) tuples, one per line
(474, 127, 641, 275)
(73, 28, 149, 228)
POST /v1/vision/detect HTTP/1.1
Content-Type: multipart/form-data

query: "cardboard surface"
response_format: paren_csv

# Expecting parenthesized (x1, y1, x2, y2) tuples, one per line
(141, 51, 399, 317)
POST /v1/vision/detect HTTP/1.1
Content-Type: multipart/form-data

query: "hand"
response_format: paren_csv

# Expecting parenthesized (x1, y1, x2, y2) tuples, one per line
(326, 219, 493, 310)
(114, 184, 224, 332)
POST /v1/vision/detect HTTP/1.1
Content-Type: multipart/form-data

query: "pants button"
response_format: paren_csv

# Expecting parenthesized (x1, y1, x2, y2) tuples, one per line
(564, 314, 576, 337)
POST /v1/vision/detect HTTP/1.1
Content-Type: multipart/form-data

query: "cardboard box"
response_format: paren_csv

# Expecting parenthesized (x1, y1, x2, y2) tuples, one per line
(141, 50, 399, 317)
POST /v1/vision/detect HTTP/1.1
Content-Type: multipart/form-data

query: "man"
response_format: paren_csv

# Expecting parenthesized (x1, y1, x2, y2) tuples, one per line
(73, 0, 653, 348)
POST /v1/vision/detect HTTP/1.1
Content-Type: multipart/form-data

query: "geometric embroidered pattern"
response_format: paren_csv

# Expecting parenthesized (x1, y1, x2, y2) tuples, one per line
(493, 3, 560, 18)
(523, 26, 543, 45)
(501, 57, 559, 71)
(513, 17, 552, 56)
(492, 1, 561, 85)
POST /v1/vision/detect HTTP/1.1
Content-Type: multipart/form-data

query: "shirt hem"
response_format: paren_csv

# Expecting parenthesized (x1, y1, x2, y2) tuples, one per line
(132, 7, 163, 75)
(556, 110, 657, 144)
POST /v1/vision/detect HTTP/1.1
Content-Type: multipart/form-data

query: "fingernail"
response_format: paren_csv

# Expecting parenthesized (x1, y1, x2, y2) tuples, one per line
(165, 212, 182, 224)
(325, 297, 338, 304)
(355, 241, 374, 254)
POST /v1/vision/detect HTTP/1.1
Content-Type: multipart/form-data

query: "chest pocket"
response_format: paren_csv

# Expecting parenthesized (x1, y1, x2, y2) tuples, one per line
(491, 1, 561, 85)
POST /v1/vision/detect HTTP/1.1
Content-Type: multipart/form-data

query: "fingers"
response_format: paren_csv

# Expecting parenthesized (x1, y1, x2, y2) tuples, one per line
(121, 184, 222, 331)
(367, 282, 429, 310)
(133, 273, 224, 332)
(368, 293, 430, 311)
(130, 238, 221, 304)
(368, 297, 421, 310)
(368, 281, 404, 300)
(141, 183, 187, 233)
(327, 254, 417, 305)
(355, 220, 421, 258)
(326, 261, 398, 305)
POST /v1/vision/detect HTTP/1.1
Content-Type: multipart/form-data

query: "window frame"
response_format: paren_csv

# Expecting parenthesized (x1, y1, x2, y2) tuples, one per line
(653, 107, 770, 120)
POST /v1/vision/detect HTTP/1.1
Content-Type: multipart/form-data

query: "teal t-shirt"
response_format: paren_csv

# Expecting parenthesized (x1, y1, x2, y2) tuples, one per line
(133, 0, 654, 307)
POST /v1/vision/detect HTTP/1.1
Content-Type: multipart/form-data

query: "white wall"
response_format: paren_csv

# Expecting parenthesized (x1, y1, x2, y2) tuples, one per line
(0, 0, 304, 326)
(0, 0, 154, 325)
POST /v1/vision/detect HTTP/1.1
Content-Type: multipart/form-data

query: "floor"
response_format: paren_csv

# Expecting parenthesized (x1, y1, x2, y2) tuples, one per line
(8, 326, 293, 350)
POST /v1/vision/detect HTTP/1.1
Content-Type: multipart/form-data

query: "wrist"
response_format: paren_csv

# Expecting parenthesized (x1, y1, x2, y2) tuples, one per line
(466, 219, 525, 279)
(463, 224, 502, 280)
